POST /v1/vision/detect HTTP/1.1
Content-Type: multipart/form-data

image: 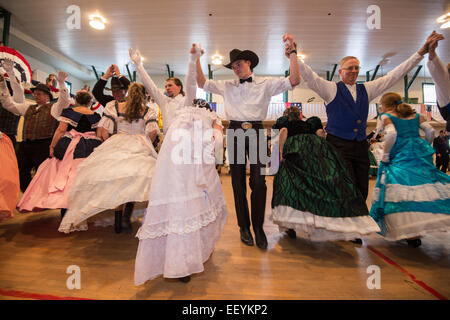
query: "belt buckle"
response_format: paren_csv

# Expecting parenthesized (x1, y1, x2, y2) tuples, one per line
(241, 122, 252, 130)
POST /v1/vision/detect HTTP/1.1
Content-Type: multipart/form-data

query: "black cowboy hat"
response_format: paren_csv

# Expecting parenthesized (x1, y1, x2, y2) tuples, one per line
(30, 83, 53, 100)
(224, 49, 259, 70)
(110, 76, 129, 91)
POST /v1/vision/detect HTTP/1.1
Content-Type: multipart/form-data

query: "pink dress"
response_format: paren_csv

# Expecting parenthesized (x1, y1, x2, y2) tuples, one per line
(17, 108, 101, 212)
(0, 132, 20, 221)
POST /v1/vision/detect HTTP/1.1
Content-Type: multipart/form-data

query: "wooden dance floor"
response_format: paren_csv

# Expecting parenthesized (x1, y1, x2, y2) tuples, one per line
(0, 175, 449, 300)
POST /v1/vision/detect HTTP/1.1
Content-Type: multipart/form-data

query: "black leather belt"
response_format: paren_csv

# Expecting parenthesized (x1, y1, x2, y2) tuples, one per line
(229, 120, 263, 130)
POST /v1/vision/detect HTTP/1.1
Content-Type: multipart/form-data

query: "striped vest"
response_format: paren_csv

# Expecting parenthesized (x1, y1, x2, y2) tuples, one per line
(23, 103, 58, 141)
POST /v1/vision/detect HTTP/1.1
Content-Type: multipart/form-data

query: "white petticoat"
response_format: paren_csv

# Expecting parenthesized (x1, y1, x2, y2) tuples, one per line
(271, 205, 381, 241)
(382, 211, 450, 240)
(59, 133, 157, 233)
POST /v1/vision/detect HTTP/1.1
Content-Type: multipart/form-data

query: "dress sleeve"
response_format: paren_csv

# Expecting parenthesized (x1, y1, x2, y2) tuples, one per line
(98, 101, 117, 134)
(144, 104, 160, 135)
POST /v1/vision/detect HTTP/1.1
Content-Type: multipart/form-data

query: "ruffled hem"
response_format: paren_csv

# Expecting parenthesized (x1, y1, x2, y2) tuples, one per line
(373, 182, 450, 203)
(136, 194, 227, 239)
(271, 205, 380, 241)
(382, 211, 450, 240)
(134, 205, 227, 284)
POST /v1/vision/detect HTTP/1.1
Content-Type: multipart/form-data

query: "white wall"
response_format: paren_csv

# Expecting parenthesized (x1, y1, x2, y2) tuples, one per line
(22, 53, 94, 93)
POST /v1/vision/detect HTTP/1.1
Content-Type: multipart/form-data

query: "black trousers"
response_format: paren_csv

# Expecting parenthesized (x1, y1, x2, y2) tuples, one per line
(326, 134, 370, 200)
(17, 138, 52, 192)
(227, 122, 267, 231)
(436, 154, 449, 173)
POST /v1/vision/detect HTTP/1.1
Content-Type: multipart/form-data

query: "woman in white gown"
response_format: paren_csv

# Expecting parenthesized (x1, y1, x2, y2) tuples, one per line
(130, 45, 228, 284)
(59, 83, 159, 233)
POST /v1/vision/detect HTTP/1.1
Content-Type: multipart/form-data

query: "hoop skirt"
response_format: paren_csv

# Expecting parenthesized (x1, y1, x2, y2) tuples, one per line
(59, 103, 159, 233)
(369, 113, 450, 240)
(270, 120, 380, 241)
(0, 133, 19, 221)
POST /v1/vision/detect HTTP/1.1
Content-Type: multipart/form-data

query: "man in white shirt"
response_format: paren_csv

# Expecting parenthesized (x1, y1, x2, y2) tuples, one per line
(195, 34, 300, 250)
(298, 32, 443, 211)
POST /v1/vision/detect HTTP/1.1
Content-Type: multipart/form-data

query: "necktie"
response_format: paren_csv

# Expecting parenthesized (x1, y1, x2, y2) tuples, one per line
(239, 77, 252, 84)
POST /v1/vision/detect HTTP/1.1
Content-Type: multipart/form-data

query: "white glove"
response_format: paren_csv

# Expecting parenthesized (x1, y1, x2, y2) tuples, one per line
(129, 48, 142, 65)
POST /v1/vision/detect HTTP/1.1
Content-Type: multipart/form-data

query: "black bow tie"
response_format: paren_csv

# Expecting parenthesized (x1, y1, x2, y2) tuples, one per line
(239, 77, 252, 84)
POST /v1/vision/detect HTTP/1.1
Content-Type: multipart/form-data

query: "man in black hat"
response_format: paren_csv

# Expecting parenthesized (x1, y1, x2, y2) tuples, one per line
(195, 34, 300, 250)
(0, 71, 71, 191)
(92, 64, 130, 107)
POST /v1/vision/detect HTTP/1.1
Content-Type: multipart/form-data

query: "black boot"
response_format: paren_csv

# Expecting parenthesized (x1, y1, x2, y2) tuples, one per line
(60, 208, 67, 219)
(178, 276, 191, 283)
(286, 229, 296, 239)
(114, 210, 122, 234)
(407, 238, 422, 248)
(239, 228, 254, 246)
(254, 228, 268, 250)
(122, 202, 134, 234)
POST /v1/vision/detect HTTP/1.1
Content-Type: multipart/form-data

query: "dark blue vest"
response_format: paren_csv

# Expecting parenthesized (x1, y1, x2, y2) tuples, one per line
(325, 81, 369, 141)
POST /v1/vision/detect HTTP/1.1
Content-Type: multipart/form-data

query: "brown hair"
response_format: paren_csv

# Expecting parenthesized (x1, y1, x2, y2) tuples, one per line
(166, 77, 185, 96)
(123, 83, 146, 123)
(380, 92, 416, 118)
(75, 91, 93, 106)
(284, 106, 301, 121)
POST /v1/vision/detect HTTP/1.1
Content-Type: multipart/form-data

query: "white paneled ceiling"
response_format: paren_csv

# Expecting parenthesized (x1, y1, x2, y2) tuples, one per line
(0, 0, 449, 80)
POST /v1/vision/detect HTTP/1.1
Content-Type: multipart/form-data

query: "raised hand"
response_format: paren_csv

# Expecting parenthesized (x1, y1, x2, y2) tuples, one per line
(112, 64, 121, 76)
(418, 31, 444, 55)
(129, 48, 142, 65)
(190, 43, 204, 60)
(2, 58, 15, 75)
(103, 65, 114, 79)
(56, 70, 68, 84)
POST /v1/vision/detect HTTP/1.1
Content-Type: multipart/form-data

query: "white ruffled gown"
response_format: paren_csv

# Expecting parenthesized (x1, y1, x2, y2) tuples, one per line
(134, 107, 228, 285)
(58, 103, 159, 233)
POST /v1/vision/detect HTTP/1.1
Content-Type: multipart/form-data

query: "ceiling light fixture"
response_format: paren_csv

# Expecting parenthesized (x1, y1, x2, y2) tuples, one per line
(211, 54, 223, 65)
(436, 12, 450, 29)
(297, 53, 306, 61)
(89, 14, 106, 30)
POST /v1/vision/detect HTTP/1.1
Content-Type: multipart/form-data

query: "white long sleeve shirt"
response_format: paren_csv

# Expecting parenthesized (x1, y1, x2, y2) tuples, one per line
(299, 52, 424, 104)
(427, 54, 450, 107)
(203, 75, 293, 121)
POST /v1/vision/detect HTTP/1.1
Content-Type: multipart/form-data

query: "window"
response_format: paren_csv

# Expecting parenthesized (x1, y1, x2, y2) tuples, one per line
(196, 87, 208, 100)
(270, 92, 284, 103)
(422, 83, 436, 105)
(65, 81, 72, 94)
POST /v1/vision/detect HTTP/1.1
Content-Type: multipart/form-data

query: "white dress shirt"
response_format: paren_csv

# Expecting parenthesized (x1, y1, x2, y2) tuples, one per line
(203, 75, 293, 121)
(427, 54, 450, 107)
(299, 52, 424, 105)
(0, 81, 70, 119)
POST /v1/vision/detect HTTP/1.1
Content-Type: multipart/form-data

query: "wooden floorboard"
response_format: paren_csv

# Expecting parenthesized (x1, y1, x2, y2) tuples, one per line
(0, 175, 449, 300)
